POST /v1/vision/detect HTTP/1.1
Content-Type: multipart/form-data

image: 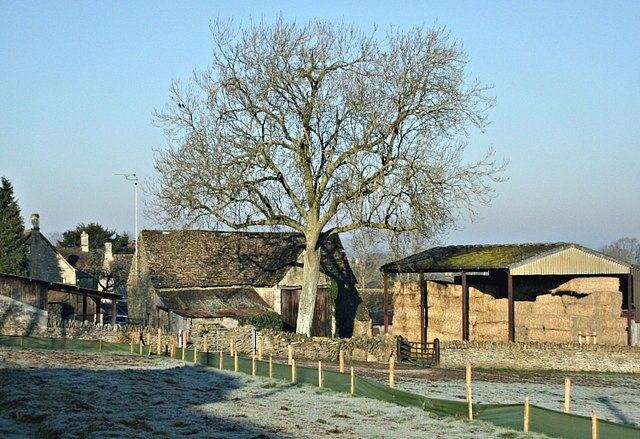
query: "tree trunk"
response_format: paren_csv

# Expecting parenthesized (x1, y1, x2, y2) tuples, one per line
(296, 239, 321, 336)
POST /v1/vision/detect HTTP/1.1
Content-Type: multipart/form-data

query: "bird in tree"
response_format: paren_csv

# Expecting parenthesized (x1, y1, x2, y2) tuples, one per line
(150, 19, 504, 335)
(0, 177, 28, 276)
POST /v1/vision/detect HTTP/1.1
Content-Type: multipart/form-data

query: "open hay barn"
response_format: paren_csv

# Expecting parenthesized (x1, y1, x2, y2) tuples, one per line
(380, 243, 637, 346)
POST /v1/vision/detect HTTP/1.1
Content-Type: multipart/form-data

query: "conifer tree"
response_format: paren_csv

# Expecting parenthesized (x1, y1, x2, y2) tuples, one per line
(0, 177, 28, 276)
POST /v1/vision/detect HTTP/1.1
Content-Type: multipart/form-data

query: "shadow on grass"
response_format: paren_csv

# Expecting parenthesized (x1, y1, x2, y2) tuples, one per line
(0, 354, 290, 438)
(595, 396, 636, 426)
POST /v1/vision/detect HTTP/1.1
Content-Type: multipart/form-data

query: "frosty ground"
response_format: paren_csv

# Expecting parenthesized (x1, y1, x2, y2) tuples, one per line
(0, 348, 636, 438)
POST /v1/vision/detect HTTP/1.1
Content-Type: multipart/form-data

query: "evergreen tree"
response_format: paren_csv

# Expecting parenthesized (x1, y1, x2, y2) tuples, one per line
(0, 177, 28, 276)
(57, 223, 133, 254)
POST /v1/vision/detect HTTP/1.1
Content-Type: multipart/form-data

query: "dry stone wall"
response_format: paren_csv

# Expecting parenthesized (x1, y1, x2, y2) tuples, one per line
(441, 340, 640, 373)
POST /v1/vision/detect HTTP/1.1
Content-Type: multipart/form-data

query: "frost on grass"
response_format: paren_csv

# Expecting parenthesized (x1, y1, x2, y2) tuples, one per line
(394, 369, 640, 427)
(0, 347, 551, 438)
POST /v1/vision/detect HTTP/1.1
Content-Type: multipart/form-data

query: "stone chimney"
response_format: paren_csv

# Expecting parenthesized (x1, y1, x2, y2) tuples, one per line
(81, 231, 89, 252)
(30, 213, 40, 231)
(104, 242, 114, 263)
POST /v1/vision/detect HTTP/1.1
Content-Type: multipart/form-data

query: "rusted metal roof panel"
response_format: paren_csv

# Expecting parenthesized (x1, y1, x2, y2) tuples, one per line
(510, 246, 630, 275)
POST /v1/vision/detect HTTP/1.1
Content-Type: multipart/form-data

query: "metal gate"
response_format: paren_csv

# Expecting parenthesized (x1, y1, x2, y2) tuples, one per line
(397, 336, 440, 367)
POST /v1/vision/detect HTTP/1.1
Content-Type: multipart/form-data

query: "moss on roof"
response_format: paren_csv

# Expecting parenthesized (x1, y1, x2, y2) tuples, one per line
(381, 243, 571, 273)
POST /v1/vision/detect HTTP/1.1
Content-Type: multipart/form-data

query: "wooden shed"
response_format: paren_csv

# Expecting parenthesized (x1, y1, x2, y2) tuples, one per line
(380, 243, 636, 346)
(0, 273, 122, 324)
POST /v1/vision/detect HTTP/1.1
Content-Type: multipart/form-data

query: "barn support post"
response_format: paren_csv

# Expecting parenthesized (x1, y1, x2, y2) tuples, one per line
(628, 274, 633, 346)
(111, 300, 117, 326)
(507, 273, 515, 342)
(461, 271, 469, 341)
(82, 293, 87, 322)
(383, 272, 389, 334)
(419, 273, 427, 351)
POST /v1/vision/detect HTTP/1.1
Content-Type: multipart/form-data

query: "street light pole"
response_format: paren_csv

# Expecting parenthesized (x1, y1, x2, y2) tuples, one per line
(116, 173, 139, 268)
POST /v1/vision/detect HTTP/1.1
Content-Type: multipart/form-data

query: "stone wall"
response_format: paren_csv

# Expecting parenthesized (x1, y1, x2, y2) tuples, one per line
(0, 294, 48, 335)
(2, 293, 639, 373)
(440, 340, 640, 373)
(394, 277, 628, 345)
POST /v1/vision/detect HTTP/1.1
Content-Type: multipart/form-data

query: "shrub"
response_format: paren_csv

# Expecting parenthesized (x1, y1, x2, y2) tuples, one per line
(239, 311, 283, 331)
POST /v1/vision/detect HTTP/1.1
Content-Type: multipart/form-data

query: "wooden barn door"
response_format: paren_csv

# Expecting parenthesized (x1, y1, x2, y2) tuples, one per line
(281, 288, 301, 333)
(281, 287, 331, 337)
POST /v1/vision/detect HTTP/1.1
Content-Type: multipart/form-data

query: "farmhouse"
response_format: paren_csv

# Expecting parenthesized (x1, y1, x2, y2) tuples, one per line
(381, 243, 638, 346)
(127, 230, 366, 337)
(24, 214, 96, 289)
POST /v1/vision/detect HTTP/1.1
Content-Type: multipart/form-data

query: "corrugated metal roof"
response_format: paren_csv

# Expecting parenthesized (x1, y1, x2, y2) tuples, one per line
(381, 243, 631, 275)
(510, 246, 630, 275)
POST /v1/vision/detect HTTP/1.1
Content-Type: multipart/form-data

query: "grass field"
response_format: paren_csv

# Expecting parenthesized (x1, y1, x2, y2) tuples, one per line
(0, 347, 556, 439)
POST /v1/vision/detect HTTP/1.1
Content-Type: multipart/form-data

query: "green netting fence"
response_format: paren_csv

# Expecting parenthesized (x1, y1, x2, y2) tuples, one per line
(2, 335, 639, 439)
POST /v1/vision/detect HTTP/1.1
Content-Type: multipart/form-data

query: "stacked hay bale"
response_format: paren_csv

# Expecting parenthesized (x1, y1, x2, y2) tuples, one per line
(516, 277, 626, 345)
(392, 282, 421, 341)
(469, 287, 509, 341)
(393, 277, 627, 345)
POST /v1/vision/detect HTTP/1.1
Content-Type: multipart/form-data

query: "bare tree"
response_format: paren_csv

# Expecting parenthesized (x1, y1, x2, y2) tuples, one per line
(599, 238, 640, 265)
(150, 19, 504, 335)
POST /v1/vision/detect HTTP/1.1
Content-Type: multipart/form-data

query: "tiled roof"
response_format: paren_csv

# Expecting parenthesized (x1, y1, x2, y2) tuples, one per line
(156, 287, 269, 317)
(57, 247, 94, 271)
(140, 230, 356, 289)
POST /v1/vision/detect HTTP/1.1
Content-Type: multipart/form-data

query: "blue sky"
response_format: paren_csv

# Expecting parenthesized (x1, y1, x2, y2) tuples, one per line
(1, 1, 638, 250)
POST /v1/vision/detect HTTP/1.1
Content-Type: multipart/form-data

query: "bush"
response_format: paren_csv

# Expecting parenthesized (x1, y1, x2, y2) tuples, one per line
(238, 311, 283, 331)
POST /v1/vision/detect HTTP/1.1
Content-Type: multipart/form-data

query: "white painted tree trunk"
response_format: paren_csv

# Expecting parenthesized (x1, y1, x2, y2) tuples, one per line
(296, 241, 321, 336)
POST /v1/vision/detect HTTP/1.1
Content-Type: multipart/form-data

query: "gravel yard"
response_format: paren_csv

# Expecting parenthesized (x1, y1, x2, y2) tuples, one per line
(0, 347, 558, 439)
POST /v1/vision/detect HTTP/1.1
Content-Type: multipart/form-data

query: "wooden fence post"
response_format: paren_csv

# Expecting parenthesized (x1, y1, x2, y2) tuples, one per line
(389, 356, 395, 389)
(203, 336, 208, 353)
(339, 350, 345, 373)
(269, 356, 273, 379)
(288, 344, 293, 365)
(350, 367, 355, 395)
(524, 397, 530, 432)
(234, 352, 239, 372)
(466, 364, 473, 420)
(157, 328, 162, 355)
(318, 361, 323, 388)
(193, 345, 198, 364)
(258, 340, 263, 360)
(564, 378, 571, 413)
(592, 411, 598, 439)
(219, 351, 223, 370)
(291, 358, 296, 383)
(182, 331, 187, 361)
(139, 340, 143, 355)
(230, 338, 235, 356)
(252, 356, 257, 376)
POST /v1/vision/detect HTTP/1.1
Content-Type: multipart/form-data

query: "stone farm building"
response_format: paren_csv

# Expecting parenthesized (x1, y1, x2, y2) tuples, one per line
(128, 230, 367, 337)
(381, 243, 638, 346)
